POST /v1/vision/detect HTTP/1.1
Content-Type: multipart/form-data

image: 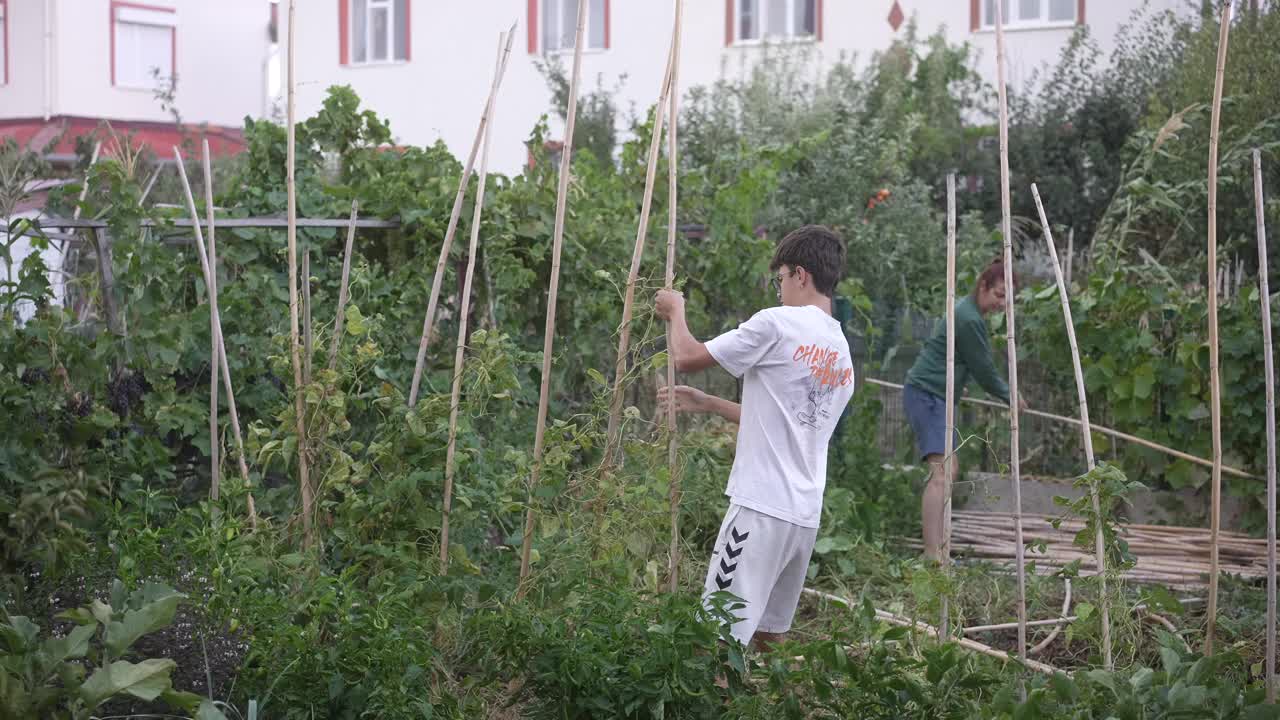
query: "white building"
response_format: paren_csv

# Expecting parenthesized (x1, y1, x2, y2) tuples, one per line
(283, 0, 1190, 175)
(0, 0, 274, 158)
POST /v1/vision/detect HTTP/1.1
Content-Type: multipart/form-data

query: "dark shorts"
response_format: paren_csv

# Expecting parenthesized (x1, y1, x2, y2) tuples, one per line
(903, 383, 959, 462)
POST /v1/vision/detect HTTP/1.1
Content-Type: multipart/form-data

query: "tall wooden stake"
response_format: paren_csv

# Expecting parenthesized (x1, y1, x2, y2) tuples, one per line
(407, 28, 515, 408)
(1065, 227, 1075, 287)
(941, 173, 957, 637)
(993, 0, 1029, 682)
(284, 0, 314, 547)
(202, 140, 220, 502)
(600, 31, 679, 471)
(442, 31, 505, 572)
(664, 0, 685, 593)
(518, 2, 589, 588)
(1032, 183, 1112, 670)
(1253, 149, 1275, 702)
(174, 148, 257, 527)
(303, 247, 313, 383)
(327, 200, 360, 371)
(1205, 0, 1231, 656)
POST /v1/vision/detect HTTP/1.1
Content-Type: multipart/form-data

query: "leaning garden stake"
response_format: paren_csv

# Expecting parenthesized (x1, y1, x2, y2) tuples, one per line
(601, 26, 680, 472)
(407, 27, 515, 408)
(518, 1, 589, 588)
(941, 173, 956, 637)
(441, 31, 506, 572)
(284, 0, 314, 547)
(1032, 183, 1112, 671)
(174, 147, 257, 527)
(327, 200, 360, 371)
(664, 0, 685, 593)
(992, 0, 1029, 678)
(202, 140, 220, 502)
(1205, 0, 1231, 656)
(1254, 148, 1275, 702)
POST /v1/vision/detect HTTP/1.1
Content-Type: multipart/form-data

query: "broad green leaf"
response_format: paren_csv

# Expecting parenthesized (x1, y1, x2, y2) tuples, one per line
(42, 624, 97, 664)
(103, 589, 185, 659)
(197, 699, 231, 720)
(80, 658, 177, 708)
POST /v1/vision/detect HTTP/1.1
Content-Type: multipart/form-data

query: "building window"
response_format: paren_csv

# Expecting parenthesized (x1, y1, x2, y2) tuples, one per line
(349, 0, 409, 64)
(111, 3, 177, 89)
(541, 0, 606, 54)
(732, 0, 817, 43)
(980, 0, 1077, 29)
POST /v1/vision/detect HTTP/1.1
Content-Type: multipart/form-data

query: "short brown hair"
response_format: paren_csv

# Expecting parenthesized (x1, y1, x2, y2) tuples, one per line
(770, 225, 847, 298)
(973, 258, 1019, 298)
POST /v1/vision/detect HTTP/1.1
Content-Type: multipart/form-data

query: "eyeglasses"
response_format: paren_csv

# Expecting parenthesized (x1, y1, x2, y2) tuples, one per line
(769, 268, 799, 298)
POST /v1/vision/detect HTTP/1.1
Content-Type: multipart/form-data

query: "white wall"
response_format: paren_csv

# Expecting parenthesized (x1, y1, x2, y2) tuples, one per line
(0, 0, 269, 127)
(285, 0, 1192, 176)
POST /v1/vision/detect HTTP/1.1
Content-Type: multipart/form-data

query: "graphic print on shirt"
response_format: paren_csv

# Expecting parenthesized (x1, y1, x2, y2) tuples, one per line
(792, 343, 854, 429)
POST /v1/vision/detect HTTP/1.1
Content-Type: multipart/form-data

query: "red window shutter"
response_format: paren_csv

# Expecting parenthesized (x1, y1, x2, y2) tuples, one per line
(403, 0, 411, 60)
(969, 0, 979, 30)
(528, 0, 538, 53)
(724, 0, 733, 46)
(816, 0, 823, 41)
(1077, 0, 1085, 25)
(339, 0, 349, 64)
(603, 0, 611, 49)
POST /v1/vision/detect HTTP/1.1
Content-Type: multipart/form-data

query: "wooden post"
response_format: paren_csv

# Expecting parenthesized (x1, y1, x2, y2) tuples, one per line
(1065, 227, 1074, 287)
(518, 2, 589, 588)
(284, 0, 315, 547)
(514, 5, 588, 586)
(442, 31, 505, 572)
(601, 32, 679, 471)
(1032, 183, 1112, 670)
(407, 28, 516, 408)
(664, 0, 685, 594)
(992, 0, 1029, 680)
(173, 148, 257, 527)
(1205, 0, 1231, 656)
(1253, 149, 1275, 702)
(303, 246, 313, 384)
(201, 140, 220, 502)
(327, 200, 360, 371)
(941, 173, 956, 637)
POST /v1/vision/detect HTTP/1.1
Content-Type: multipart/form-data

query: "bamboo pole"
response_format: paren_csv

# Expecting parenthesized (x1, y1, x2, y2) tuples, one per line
(407, 28, 515, 408)
(941, 173, 957, 637)
(327, 200, 360, 371)
(1065, 227, 1074, 287)
(284, 0, 314, 547)
(664, 0, 685, 594)
(992, 0, 1028, 677)
(600, 32, 679, 471)
(1029, 579, 1071, 656)
(1254, 148, 1275, 702)
(1032, 183, 1111, 670)
(802, 589, 1059, 676)
(1205, 0, 1231, 656)
(862, 377, 1260, 480)
(173, 148, 257, 527)
(202, 140, 220, 502)
(303, 247, 313, 384)
(442, 31, 505, 572)
(518, 2, 588, 587)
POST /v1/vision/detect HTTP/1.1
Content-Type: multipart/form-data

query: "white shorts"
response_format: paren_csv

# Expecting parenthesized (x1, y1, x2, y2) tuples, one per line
(701, 503, 818, 645)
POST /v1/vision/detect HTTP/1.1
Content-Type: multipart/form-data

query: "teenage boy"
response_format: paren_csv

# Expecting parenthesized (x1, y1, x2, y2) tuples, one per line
(654, 225, 855, 649)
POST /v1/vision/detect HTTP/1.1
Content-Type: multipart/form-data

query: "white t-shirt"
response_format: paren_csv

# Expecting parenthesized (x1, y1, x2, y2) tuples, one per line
(705, 304, 855, 528)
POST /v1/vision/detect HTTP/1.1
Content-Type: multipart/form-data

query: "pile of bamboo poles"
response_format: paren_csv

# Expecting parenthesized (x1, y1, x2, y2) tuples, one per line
(939, 510, 1268, 590)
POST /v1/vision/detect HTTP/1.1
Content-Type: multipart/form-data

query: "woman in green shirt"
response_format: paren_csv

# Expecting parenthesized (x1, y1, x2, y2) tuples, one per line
(904, 260, 1024, 562)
